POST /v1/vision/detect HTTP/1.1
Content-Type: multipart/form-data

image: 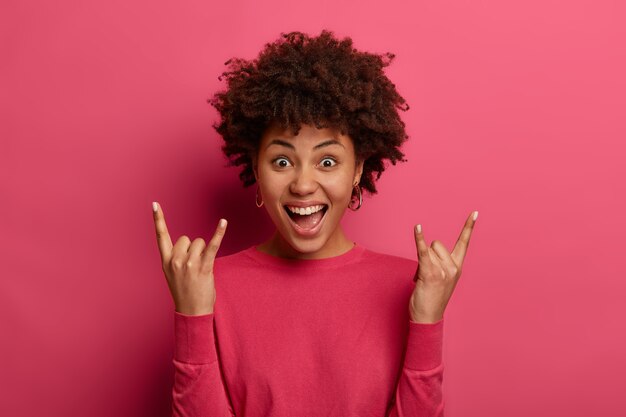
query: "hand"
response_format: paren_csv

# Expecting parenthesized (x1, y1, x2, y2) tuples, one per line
(409, 211, 478, 323)
(152, 202, 228, 316)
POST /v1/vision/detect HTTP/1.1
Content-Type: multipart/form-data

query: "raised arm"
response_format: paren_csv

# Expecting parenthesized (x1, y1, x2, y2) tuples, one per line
(387, 211, 479, 415)
(151, 201, 234, 415)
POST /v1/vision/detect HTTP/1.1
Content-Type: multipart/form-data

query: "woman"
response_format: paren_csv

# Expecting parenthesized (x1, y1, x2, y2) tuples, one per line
(152, 30, 478, 416)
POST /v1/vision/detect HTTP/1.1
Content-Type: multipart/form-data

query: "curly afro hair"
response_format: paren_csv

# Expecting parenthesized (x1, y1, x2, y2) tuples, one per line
(208, 29, 410, 197)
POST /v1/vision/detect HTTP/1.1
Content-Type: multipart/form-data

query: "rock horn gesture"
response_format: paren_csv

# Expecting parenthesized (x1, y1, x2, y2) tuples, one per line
(409, 211, 478, 324)
(152, 202, 228, 316)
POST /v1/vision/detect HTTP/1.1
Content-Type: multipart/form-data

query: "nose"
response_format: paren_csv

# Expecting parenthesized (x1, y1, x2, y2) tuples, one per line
(289, 165, 319, 196)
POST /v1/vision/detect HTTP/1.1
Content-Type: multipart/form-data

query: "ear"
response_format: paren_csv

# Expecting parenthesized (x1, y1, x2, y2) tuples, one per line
(354, 158, 364, 185)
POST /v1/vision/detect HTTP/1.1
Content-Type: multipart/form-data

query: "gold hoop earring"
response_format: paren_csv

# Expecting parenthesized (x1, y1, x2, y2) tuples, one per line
(255, 186, 264, 207)
(348, 184, 362, 211)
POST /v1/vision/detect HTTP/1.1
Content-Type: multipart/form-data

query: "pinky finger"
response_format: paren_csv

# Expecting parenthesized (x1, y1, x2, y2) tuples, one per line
(414, 224, 429, 259)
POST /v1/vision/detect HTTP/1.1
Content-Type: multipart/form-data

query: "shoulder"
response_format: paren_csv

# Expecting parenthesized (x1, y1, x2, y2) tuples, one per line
(359, 246, 417, 275)
(355, 246, 417, 293)
(213, 246, 257, 270)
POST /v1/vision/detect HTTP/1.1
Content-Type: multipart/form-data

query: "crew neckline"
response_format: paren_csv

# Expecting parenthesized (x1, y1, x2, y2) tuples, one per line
(243, 241, 366, 269)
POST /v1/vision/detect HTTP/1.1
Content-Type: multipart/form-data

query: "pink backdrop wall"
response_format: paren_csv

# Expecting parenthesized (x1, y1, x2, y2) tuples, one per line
(2, 0, 625, 416)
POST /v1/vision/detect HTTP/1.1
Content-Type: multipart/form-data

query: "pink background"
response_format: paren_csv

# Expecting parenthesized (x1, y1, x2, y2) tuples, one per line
(2, 0, 625, 416)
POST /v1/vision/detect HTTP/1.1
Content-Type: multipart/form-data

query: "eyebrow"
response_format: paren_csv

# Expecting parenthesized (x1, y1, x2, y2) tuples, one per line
(265, 139, 345, 151)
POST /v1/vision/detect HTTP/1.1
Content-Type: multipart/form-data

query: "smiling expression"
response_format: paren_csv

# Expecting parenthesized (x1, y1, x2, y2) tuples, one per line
(252, 122, 364, 259)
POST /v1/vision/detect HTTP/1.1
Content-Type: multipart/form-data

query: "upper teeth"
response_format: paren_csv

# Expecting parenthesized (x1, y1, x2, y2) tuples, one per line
(286, 205, 325, 215)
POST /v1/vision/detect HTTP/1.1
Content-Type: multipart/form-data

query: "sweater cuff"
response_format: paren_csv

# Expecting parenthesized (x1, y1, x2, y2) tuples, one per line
(174, 311, 217, 364)
(404, 317, 444, 371)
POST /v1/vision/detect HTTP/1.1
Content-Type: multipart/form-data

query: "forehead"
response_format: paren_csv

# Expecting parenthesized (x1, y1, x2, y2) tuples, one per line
(260, 122, 353, 150)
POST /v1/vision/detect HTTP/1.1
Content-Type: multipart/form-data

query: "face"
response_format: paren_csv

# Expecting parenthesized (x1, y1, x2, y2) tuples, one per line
(253, 122, 364, 259)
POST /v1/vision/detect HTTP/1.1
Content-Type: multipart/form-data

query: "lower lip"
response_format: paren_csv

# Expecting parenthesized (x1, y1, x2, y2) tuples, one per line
(284, 206, 328, 237)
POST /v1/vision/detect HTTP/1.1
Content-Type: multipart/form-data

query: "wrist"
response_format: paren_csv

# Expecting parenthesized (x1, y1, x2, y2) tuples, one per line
(410, 312, 443, 324)
(175, 306, 214, 316)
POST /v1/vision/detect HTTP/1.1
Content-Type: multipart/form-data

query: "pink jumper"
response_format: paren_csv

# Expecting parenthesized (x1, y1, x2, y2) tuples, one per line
(172, 243, 444, 416)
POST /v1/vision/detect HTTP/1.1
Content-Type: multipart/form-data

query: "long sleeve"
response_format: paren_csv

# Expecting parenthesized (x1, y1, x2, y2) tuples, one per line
(172, 311, 235, 417)
(387, 318, 445, 417)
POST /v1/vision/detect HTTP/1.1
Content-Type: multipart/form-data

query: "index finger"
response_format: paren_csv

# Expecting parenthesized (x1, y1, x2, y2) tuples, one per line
(451, 210, 478, 266)
(152, 202, 173, 264)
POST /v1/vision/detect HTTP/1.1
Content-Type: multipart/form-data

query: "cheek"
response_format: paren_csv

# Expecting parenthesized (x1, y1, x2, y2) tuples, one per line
(258, 171, 285, 198)
(326, 175, 355, 199)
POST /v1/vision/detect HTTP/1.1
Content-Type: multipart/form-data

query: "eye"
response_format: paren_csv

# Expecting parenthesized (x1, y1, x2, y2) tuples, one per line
(272, 157, 292, 168)
(320, 157, 337, 168)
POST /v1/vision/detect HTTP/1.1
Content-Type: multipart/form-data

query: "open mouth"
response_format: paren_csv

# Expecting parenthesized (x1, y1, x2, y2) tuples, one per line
(282, 204, 329, 235)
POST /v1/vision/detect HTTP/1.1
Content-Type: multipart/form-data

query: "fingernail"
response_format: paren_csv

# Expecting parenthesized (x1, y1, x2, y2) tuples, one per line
(473, 211, 479, 221)
(219, 218, 227, 228)
(416, 224, 421, 233)
(152, 202, 158, 213)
